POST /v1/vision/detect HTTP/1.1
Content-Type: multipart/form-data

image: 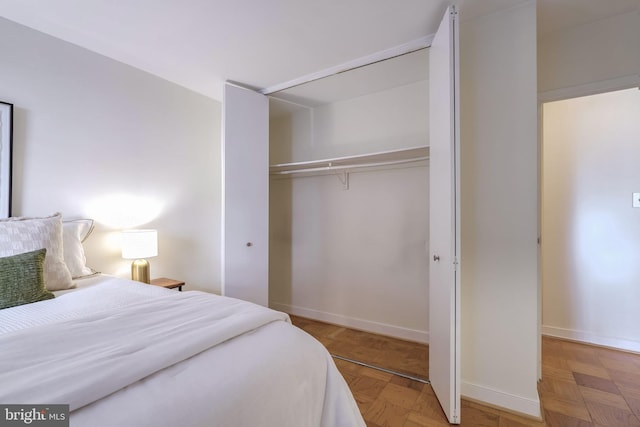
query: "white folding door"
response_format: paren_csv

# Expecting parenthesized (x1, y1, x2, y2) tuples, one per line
(221, 83, 269, 306)
(428, 5, 461, 424)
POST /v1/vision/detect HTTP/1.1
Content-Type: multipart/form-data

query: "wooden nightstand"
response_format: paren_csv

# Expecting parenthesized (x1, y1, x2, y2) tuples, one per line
(150, 277, 185, 291)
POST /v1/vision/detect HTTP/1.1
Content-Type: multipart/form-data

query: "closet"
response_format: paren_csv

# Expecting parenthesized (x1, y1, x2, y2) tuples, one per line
(267, 49, 430, 344)
(222, 6, 460, 422)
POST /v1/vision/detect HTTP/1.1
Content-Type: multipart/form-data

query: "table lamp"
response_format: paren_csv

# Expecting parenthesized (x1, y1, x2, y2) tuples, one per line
(121, 229, 158, 283)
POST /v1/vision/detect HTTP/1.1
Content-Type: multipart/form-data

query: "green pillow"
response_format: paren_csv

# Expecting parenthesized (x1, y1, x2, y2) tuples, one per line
(0, 248, 55, 310)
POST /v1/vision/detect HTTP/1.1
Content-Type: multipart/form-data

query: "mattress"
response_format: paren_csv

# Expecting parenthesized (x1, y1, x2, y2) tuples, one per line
(0, 275, 365, 427)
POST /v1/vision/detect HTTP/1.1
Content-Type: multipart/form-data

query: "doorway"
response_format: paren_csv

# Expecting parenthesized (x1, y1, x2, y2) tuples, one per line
(541, 87, 640, 353)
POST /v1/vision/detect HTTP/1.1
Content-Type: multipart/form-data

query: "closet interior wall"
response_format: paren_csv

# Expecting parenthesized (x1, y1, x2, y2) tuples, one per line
(268, 50, 431, 343)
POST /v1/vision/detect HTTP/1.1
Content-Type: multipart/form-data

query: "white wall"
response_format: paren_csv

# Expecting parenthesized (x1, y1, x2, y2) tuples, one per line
(542, 89, 640, 351)
(270, 80, 428, 164)
(269, 80, 430, 342)
(538, 10, 640, 94)
(0, 17, 222, 292)
(460, 1, 540, 417)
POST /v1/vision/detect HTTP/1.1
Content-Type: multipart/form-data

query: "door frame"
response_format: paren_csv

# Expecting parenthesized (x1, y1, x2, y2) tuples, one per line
(537, 74, 640, 377)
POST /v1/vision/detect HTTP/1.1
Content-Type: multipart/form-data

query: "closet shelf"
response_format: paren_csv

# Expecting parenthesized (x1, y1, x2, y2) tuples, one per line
(269, 146, 429, 176)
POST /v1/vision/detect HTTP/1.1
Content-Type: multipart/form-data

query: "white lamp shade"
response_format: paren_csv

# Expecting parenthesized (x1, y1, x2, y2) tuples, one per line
(121, 229, 158, 259)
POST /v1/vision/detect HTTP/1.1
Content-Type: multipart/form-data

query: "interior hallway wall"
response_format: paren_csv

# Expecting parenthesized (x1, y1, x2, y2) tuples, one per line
(538, 9, 640, 95)
(460, 1, 540, 417)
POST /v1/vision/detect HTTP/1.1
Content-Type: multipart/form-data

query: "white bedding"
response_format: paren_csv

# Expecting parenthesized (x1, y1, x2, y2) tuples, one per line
(0, 276, 365, 427)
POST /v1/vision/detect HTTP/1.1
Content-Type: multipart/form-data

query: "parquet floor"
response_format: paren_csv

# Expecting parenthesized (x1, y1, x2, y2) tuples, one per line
(541, 337, 640, 427)
(291, 316, 640, 426)
(291, 315, 428, 380)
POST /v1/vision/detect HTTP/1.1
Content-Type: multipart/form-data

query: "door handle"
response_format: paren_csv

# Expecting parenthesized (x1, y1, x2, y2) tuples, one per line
(433, 255, 440, 262)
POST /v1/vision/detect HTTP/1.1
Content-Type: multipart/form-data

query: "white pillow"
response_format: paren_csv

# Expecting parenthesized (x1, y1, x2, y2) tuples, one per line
(0, 213, 74, 291)
(62, 219, 96, 279)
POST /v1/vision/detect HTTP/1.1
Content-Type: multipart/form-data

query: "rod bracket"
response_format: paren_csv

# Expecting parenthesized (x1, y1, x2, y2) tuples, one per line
(335, 170, 349, 190)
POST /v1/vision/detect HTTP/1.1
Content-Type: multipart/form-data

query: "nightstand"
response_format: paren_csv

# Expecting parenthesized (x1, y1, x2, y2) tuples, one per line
(150, 277, 185, 291)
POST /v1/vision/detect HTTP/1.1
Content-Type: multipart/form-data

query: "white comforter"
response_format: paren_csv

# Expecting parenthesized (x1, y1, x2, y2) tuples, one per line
(0, 276, 365, 427)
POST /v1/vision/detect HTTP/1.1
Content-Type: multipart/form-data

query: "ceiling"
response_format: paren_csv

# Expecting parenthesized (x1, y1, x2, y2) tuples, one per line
(0, 0, 637, 101)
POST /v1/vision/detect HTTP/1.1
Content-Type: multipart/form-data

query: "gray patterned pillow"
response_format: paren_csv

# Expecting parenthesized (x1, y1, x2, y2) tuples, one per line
(0, 248, 55, 309)
(0, 213, 74, 291)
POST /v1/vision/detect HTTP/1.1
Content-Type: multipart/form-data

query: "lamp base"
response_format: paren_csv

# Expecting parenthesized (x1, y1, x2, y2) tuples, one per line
(131, 259, 150, 284)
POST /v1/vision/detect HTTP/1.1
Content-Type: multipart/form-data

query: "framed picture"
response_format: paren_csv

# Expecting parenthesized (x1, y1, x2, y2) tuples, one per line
(0, 101, 13, 218)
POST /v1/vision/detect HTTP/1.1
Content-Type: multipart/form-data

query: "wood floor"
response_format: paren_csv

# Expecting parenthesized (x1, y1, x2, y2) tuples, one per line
(291, 316, 640, 426)
(291, 315, 428, 380)
(541, 337, 640, 427)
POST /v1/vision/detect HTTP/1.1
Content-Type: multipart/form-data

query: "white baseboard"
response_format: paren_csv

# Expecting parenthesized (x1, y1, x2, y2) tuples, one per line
(542, 325, 640, 353)
(270, 302, 429, 344)
(462, 381, 542, 419)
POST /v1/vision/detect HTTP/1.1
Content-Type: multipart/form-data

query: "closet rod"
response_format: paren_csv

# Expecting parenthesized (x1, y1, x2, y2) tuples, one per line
(270, 156, 429, 175)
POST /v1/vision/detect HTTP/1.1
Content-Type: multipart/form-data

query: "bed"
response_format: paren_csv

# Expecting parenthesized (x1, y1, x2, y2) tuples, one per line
(0, 214, 365, 426)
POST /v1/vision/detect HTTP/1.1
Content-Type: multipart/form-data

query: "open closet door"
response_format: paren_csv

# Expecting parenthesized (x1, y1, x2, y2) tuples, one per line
(428, 5, 461, 424)
(222, 83, 269, 306)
